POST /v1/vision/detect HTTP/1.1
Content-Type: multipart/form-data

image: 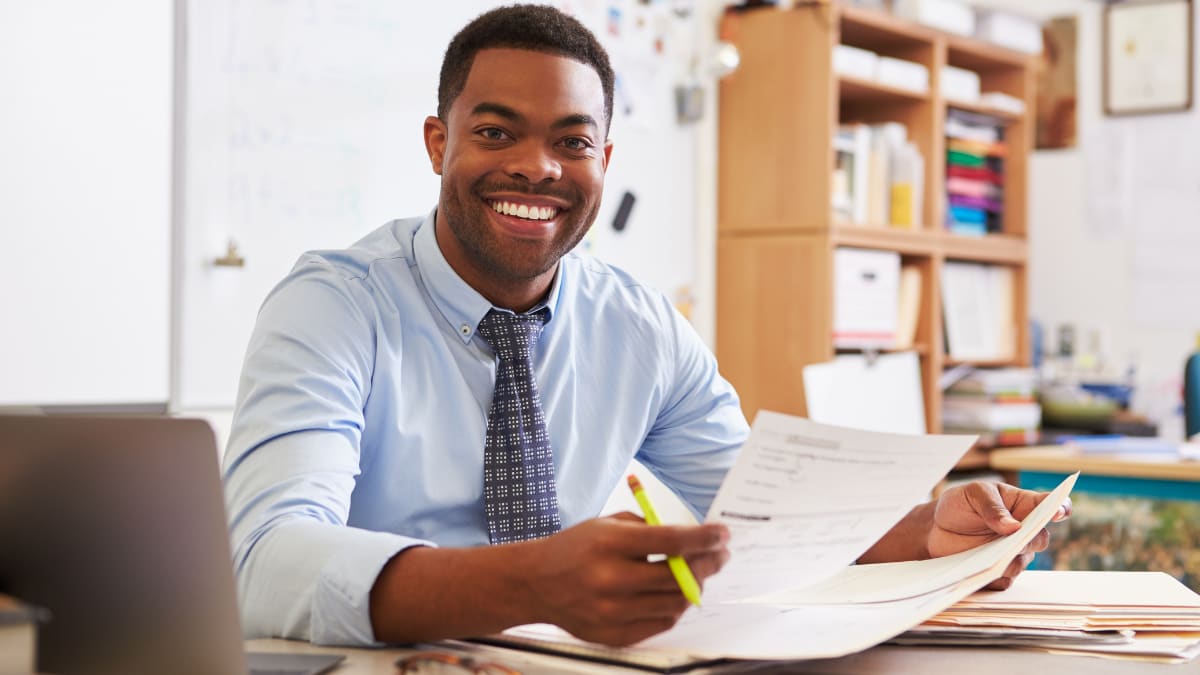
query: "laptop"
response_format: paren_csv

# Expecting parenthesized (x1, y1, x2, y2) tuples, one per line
(0, 415, 344, 675)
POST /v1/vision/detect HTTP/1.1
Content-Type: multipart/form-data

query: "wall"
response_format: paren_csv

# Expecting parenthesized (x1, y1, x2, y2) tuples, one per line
(967, 0, 1200, 439)
(0, 2, 173, 407)
(176, 0, 717, 410)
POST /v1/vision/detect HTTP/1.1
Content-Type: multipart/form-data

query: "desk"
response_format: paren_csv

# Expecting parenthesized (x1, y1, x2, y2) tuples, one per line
(246, 637, 1185, 673)
(991, 445, 1200, 591)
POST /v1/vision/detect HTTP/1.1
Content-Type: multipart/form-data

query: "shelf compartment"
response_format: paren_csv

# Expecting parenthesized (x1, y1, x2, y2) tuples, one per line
(945, 100, 1023, 123)
(832, 225, 937, 256)
(945, 33, 1033, 71)
(941, 232, 1027, 264)
(839, 4, 935, 53)
(839, 75, 930, 105)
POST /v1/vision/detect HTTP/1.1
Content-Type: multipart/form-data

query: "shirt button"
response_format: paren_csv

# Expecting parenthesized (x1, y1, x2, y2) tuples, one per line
(460, 324, 471, 336)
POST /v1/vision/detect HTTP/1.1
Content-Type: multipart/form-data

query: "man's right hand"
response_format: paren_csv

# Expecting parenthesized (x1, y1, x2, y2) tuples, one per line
(519, 513, 730, 646)
(368, 514, 730, 647)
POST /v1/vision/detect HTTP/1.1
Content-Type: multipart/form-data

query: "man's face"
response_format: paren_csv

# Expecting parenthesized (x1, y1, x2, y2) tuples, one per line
(424, 48, 612, 307)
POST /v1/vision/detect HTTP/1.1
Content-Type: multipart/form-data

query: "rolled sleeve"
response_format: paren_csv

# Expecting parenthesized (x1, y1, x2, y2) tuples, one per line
(223, 259, 428, 645)
(636, 300, 750, 519)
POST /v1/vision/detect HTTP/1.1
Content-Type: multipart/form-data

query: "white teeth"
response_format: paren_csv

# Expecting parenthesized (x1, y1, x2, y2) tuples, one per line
(490, 200, 557, 221)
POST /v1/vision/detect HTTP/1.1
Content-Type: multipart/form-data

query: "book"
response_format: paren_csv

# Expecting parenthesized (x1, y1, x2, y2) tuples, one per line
(0, 594, 42, 675)
(942, 398, 1041, 431)
(946, 367, 1038, 398)
(894, 265, 922, 350)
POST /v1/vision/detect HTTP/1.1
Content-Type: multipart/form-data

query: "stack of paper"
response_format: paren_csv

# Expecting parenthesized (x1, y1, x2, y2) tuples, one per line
(895, 571, 1200, 664)
(482, 413, 1078, 666)
(941, 262, 1016, 361)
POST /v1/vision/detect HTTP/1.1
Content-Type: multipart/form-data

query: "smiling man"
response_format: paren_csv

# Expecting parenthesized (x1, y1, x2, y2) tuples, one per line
(223, 4, 1066, 650)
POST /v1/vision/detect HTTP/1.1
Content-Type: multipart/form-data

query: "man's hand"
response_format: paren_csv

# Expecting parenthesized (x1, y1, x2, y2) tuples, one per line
(369, 514, 729, 647)
(858, 481, 1070, 591)
(928, 481, 1071, 590)
(523, 514, 730, 646)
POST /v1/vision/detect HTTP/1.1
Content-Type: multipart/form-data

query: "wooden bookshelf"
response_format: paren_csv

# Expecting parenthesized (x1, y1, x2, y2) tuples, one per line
(716, 2, 1036, 452)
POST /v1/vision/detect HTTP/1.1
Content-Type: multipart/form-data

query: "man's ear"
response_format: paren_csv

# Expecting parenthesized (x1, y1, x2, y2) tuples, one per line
(424, 115, 448, 175)
(602, 139, 614, 172)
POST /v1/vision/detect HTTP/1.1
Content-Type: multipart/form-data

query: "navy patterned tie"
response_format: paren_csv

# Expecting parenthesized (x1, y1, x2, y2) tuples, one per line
(477, 308, 562, 544)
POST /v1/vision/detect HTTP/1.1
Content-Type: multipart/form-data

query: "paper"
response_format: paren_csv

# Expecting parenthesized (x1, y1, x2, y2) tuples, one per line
(802, 352, 926, 436)
(702, 412, 974, 602)
(741, 472, 1078, 606)
(492, 414, 1080, 664)
(906, 570, 1200, 663)
(941, 262, 1014, 361)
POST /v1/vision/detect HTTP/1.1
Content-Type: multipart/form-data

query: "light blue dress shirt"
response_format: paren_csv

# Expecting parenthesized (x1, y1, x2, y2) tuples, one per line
(223, 211, 750, 645)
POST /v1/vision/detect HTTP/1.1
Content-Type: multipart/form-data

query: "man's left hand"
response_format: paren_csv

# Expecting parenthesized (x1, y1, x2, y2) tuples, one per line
(929, 481, 1072, 590)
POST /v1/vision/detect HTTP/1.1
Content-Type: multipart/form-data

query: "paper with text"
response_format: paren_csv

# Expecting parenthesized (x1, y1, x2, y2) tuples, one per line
(702, 411, 976, 602)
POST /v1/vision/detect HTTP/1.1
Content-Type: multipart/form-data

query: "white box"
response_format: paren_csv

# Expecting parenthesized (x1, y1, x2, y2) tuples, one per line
(977, 11, 1043, 55)
(876, 56, 929, 94)
(941, 65, 981, 103)
(833, 247, 900, 348)
(893, 0, 976, 37)
(833, 43, 880, 81)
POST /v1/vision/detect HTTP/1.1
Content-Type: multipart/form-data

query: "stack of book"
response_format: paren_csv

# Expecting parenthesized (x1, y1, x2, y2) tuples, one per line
(942, 367, 1040, 447)
(893, 571, 1200, 664)
(0, 594, 41, 675)
(945, 108, 1005, 235)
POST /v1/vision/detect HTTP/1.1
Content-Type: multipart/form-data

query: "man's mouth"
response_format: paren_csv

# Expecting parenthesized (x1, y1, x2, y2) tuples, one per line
(488, 200, 560, 222)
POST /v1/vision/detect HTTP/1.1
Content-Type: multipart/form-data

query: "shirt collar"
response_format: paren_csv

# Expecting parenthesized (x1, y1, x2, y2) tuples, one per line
(413, 209, 563, 344)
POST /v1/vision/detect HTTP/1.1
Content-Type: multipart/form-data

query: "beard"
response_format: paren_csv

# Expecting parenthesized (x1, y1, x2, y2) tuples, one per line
(439, 176, 600, 284)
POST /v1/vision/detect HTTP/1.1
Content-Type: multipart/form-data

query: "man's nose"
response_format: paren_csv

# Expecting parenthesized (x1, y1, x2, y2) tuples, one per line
(504, 141, 563, 183)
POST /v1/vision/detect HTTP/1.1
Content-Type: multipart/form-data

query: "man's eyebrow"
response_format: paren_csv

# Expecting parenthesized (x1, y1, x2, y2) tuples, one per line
(551, 113, 600, 131)
(469, 103, 599, 132)
(470, 102, 524, 122)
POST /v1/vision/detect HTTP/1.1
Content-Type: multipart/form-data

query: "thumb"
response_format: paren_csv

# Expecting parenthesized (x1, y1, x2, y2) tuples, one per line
(971, 483, 1022, 536)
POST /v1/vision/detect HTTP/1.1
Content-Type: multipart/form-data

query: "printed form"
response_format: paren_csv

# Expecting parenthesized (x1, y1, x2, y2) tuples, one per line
(702, 410, 976, 602)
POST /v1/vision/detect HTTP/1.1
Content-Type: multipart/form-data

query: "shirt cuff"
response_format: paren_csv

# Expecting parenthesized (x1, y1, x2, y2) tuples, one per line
(310, 529, 435, 646)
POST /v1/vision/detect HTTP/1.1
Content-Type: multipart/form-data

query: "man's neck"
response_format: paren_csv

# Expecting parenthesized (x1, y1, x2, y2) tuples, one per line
(432, 213, 556, 313)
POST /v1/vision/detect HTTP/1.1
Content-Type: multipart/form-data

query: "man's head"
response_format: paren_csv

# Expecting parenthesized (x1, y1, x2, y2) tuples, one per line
(437, 4, 615, 133)
(424, 6, 615, 312)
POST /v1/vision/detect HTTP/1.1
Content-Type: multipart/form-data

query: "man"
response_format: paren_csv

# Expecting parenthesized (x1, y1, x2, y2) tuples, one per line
(224, 4, 1067, 650)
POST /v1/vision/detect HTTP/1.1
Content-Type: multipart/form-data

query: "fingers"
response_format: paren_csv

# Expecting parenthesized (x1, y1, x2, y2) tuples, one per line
(997, 483, 1071, 523)
(1054, 496, 1073, 521)
(603, 519, 730, 559)
(964, 482, 1023, 536)
(984, 549, 1037, 590)
(1024, 527, 1051, 554)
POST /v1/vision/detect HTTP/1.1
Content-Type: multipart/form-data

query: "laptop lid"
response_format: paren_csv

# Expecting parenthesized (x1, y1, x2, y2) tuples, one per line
(0, 415, 249, 675)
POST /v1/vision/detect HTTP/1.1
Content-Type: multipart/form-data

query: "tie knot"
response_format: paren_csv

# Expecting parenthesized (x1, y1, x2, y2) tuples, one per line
(476, 309, 547, 361)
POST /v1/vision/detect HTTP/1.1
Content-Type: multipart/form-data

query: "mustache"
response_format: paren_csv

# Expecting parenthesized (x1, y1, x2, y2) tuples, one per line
(472, 180, 576, 204)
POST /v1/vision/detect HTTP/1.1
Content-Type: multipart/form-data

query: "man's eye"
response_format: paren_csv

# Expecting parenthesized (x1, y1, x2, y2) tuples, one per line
(480, 128, 509, 141)
(563, 137, 592, 151)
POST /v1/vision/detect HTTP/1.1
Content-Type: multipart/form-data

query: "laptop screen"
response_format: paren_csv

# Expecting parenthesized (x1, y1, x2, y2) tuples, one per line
(0, 415, 250, 675)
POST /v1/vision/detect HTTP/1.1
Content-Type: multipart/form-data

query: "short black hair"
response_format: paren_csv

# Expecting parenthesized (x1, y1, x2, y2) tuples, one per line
(438, 4, 614, 131)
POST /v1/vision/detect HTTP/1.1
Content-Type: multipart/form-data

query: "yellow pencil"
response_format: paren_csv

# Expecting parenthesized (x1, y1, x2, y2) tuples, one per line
(626, 474, 702, 606)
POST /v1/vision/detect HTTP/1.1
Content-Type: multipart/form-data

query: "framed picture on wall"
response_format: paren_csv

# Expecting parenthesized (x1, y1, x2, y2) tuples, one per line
(1104, 0, 1194, 115)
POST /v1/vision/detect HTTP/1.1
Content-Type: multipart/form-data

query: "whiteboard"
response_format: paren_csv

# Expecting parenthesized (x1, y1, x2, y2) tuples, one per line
(177, 0, 704, 409)
(0, 2, 172, 406)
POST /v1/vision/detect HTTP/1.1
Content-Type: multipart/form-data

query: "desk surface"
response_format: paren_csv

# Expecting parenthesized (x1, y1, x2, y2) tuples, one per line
(246, 637, 1188, 674)
(990, 445, 1200, 482)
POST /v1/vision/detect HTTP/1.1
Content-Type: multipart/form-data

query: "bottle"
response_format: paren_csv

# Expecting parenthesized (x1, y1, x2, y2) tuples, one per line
(1185, 333, 1200, 440)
